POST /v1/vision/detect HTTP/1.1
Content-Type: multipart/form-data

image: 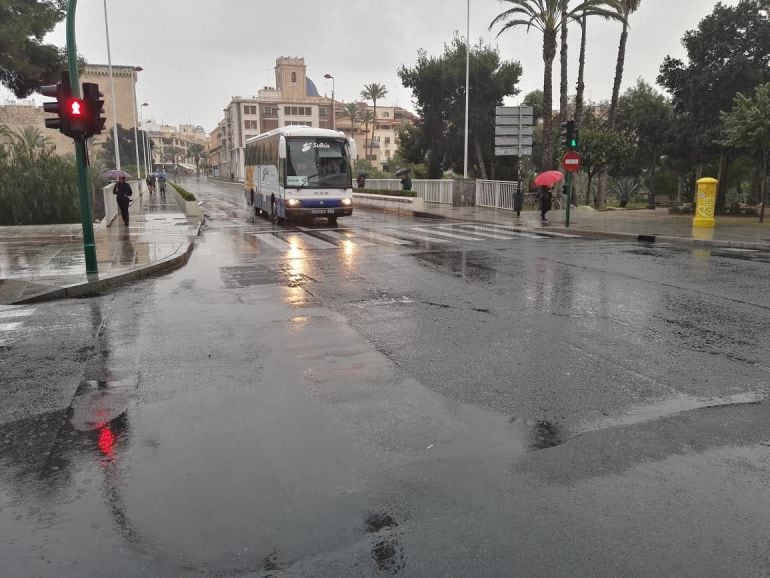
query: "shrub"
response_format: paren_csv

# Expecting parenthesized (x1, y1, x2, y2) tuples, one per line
(609, 177, 640, 208)
(170, 182, 196, 201)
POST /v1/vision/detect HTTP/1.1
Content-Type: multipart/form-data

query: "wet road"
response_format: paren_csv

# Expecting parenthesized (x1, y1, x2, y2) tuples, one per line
(2, 177, 770, 577)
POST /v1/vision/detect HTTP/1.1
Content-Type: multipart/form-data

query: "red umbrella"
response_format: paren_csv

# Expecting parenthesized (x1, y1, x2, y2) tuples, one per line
(534, 171, 564, 187)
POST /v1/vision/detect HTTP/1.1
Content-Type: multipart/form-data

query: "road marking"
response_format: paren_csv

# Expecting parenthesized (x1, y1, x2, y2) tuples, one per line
(253, 233, 294, 250)
(323, 230, 377, 247)
(385, 230, 452, 244)
(460, 224, 545, 239)
(283, 232, 340, 250)
(410, 227, 486, 242)
(447, 225, 519, 240)
(0, 308, 35, 320)
(356, 231, 414, 246)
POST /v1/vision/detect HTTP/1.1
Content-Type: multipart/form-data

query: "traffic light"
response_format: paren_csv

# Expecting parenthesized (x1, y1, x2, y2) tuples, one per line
(82, 82, 106, 137)
(66, 96, 88, 135)
(560, 120, 577, 149)
(41, 71, 72, 135)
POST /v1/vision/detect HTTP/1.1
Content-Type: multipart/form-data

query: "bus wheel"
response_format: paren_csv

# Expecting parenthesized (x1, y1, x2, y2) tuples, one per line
(328, 216, 338, 227)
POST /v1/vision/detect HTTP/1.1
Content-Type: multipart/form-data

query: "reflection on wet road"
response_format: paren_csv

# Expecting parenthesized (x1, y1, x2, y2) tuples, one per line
(2, 177, 770, 576)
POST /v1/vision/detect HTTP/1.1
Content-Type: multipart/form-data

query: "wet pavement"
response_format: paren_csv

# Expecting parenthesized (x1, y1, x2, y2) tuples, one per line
(0, 192, 200, 304)
(1, 177, 769, 576)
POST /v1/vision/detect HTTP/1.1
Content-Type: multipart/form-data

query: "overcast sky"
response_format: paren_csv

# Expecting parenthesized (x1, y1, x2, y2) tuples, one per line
(3, 0, 739, 132)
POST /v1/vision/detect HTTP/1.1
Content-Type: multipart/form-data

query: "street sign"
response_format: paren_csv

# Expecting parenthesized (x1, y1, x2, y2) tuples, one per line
(495, 136, 533, 147)
(495, 125, 534, 136)
(496, 106, 533, 117)
(495, 105, 535, 157)
(495, 115, 534, 126)
(562, 151, 582, 173)
(496, 146, 533, 157)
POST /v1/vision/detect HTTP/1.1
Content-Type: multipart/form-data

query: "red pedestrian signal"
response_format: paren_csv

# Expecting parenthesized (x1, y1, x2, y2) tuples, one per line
(66, 98, 88, 134)
(70, 99, 83, 116)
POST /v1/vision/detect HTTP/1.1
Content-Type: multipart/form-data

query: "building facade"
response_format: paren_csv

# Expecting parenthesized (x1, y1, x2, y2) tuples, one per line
(211, 57, 416, 179)
(146, 123, 208, 172)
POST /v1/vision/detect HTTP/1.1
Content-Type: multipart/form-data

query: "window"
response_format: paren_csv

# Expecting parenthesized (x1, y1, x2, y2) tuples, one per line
(319, 107, 329, 117)
(262, 106, 278, 117)
(291, 72, 297, 83)
(384, 137, 391, 145)
(284, 106, 312, 116)
(284, 120, 312, 127)
(382, 112, 390, 118)
(244, 105, 257, 115)
(244, 120, 259, 130)
(367, 155, 377, 161)
(385, 150, 391, 158)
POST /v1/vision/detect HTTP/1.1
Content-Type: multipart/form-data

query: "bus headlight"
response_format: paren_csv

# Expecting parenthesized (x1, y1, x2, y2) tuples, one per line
(287, 199, 301, 207)
(342, 198, 352, 206)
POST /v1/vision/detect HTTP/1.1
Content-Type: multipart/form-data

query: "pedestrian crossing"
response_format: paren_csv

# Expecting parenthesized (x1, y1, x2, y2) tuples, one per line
(0, 306, 35, 346)
(248, 222, 577, 254)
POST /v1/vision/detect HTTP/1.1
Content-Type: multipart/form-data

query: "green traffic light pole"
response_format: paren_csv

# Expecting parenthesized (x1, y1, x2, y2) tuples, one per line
(66, 0, 98, 274)
(565, 172, 573, 228)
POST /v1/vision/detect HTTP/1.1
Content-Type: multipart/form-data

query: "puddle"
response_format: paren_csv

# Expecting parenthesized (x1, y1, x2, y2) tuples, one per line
(530, 419, 564, 450)
(365, 512, 398, 533)
(372, 538, 406, 574)
(415, 251, 497, 282)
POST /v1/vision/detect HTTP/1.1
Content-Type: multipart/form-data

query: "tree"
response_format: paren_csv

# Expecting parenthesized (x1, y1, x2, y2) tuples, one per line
(359, 110, 375, 163)
(164, 146, 183, 169)
(617, 79, 673, 207)
(361, 83, 388, 158)
(523, 90, 545, 124)
(722, 83, 770, 222)
(0, 0, 67, 97)
(579, 123, 634, 205)
(595, 0, 643, 209)
(491, 0, 620, 170)
(100, 124, 147, 174)
(188, 142, 205, 176)
(342, 102, 360, 138)
(659, 0, 770, 211)
(0, 125, 52, 155)
(399, 36, 522, 179)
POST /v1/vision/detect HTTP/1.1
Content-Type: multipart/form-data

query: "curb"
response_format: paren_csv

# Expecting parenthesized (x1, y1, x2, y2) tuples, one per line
(11, 216, 205, 305)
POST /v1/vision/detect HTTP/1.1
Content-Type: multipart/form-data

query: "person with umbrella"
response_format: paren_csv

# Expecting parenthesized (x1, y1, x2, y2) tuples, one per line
(113, 176, 133, 226)
(533, 171, 564, 224)
(396, 168, 412, 192)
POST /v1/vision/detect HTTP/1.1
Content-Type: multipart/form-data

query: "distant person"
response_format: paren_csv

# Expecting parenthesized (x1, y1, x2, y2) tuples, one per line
(356, 174, 366, 189)
(113, 176, 133, 226)
(539, 185, 553, 224)
(401, 175, 412, 191)
(158, 174, 167, 195)
(146, 174, 155, 195)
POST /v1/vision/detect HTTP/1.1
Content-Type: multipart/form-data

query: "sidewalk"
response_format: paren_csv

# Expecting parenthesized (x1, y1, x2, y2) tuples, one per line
(0, 191, 202, 305)
(419, 204, 770, 250)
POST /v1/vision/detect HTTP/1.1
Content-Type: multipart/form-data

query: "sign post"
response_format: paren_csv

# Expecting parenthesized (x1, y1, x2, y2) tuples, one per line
(495, 106, 534, 216)
(561, 151, 582, 228)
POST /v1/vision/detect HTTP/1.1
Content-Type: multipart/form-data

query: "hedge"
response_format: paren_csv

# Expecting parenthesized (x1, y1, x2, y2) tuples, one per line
(170, 182, 196, 201)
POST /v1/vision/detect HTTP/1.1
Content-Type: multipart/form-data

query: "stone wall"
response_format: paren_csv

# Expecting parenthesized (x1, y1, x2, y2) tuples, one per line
(0, 105, 75, 156)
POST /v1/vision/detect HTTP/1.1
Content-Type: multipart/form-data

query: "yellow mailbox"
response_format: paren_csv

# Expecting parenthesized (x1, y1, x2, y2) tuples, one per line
(693, 177, 718, 228)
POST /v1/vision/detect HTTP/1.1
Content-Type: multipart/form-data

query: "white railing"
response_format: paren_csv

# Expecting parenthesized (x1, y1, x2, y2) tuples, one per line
(476, 179, 521, 211)
(362, 179, 454, 204)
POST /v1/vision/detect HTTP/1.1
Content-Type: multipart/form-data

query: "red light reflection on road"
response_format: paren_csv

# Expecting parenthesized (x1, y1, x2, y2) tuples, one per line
(98, 427, 115, 456)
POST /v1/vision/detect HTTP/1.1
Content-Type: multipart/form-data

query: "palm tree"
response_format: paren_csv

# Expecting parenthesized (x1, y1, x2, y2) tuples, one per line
(164, 146, 183, 172)
(0, 125, 52, 155)
(492, 0, 618, 170)
(342, 102, 360, 138)
(188, 143, 206, 176)
(559, 0, 569, 124)
(360, 110, 375, 162)
(596, 0, 642, 208)
(361, 83, 388, 158)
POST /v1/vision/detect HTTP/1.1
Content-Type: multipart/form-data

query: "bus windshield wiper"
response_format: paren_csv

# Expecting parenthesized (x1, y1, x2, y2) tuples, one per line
(298, 174, 319, 188)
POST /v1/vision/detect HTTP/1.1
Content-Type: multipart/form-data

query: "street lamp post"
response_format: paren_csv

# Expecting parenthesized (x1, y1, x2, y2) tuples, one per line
(139, 103, 149, 178)
(463, 0, 470, 179)
(102, 0, 120, 171)
(324, 73, 335, 131)
(131, 67, 143, 182)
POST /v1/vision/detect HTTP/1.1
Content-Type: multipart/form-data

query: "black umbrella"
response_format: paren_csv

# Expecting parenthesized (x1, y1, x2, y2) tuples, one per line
(395, 168, 410, 177)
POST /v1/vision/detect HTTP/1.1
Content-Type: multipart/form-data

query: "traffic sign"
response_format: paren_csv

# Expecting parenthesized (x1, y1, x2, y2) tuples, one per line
(495, 115, 534, 126)
(495, 125, 534, 136)
(496, 106, 533, 117)
(496, 146, 533, 157)
(495, 136, 533, 147)
(562, 151, 582, 173)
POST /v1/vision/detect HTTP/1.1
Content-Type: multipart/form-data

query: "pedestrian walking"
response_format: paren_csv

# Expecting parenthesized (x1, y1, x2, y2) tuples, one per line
(539, 185, 553, 223)
(146, 174, 155, 195)
(401, 174, 412, 191)
(113, 176, 133, 226)
(356, 174, 367, 189)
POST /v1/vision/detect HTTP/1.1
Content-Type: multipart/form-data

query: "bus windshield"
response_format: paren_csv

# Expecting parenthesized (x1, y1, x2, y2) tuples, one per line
(285, 138, 351, 188)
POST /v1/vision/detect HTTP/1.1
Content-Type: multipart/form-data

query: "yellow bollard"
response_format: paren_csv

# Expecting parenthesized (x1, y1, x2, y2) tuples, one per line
(692, 177, 718, 228)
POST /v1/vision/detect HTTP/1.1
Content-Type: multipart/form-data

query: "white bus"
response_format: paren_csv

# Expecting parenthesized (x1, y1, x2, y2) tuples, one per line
(244, 126, 357, 225)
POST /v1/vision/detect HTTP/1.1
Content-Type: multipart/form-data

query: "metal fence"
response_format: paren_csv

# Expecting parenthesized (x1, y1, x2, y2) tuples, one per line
(363, 179, 454, 204)
(475, 180, 522, 211)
